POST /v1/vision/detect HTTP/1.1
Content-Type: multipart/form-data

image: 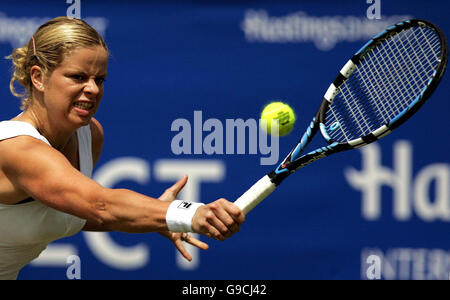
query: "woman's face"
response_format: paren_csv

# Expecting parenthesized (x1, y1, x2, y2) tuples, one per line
(43, 45, 108, 128)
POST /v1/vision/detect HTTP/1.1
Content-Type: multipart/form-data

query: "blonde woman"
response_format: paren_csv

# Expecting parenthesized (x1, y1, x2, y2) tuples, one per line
(0, 17, 244, 280)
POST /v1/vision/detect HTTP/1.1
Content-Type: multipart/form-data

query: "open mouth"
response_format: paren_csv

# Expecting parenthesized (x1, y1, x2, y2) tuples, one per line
(73, 102, 95, 110)
(73, 101, 96, 117)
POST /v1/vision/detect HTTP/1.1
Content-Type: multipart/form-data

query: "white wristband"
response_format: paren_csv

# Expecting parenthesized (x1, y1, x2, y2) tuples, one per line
(165, 200, 204, 232)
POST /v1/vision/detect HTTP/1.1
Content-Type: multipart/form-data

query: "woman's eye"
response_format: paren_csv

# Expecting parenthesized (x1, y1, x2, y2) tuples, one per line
(70, 74, 105, 85)
(71, 75, 85, 81)
(95, 78, 105, 85)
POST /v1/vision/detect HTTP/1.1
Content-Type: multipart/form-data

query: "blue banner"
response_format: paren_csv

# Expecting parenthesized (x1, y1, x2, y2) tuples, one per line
(0, 0, 449, 280)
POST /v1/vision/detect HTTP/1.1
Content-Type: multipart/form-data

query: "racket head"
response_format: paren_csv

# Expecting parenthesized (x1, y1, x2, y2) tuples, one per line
(318, 19, 448, 148)
(270, 19, 447, 185)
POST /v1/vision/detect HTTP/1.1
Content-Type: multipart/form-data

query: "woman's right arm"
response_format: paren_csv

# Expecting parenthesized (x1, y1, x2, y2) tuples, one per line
(0, 136, 244, 239)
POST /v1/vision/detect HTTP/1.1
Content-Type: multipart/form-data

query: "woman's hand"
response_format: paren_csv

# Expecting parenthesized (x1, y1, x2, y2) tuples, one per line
(191, 198, 245, 241)
(158, 175, 209, 261)
(158, 174, 245, 260)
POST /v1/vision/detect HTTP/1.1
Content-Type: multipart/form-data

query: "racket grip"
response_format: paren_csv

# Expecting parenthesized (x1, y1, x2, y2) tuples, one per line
(234, 175, 276, 215)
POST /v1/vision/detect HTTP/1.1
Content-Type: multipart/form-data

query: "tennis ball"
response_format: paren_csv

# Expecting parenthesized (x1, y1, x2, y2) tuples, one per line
(261, 102, 296, 136)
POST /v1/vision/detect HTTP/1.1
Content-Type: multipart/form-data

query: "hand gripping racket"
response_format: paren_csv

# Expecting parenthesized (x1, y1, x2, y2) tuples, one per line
(234, 19, 448, 215)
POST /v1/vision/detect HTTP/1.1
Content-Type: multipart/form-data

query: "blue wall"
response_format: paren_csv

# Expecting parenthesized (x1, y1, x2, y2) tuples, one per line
(0, 0, 449, 280)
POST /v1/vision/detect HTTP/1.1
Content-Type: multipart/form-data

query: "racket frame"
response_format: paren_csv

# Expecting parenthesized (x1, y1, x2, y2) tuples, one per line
(269, 19, 448, 186)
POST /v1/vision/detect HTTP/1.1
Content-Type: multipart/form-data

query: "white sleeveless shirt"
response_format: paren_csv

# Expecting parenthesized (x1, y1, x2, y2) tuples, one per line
(0, 121, 91, 280)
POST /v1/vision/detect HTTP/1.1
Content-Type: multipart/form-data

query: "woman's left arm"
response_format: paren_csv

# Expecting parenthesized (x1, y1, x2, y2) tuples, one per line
(90, 118, 104, 166)
(82, 118, 106, 231)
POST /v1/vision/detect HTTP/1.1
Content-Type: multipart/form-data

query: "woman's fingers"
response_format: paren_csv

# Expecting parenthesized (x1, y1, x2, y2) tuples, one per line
(162, 232, 209, 262)
(173, 238, 192, 261)
(159, 175, 188, 202)
(181, 233, 209, 250)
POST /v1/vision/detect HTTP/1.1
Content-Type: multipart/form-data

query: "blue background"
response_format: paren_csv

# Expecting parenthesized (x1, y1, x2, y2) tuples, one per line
(0, 0, 449, 280)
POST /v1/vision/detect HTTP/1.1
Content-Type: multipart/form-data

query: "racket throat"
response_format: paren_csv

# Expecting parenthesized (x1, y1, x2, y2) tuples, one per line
(268, 169, 291, 186)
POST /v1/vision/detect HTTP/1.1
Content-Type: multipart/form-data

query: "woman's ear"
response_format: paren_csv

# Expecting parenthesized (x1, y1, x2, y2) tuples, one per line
(30, 65, 44, 92)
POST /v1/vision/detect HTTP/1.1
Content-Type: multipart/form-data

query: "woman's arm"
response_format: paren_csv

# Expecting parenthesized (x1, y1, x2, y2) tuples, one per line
(82, 118, 106, 231)
(90, 117, 104, 167)
(0, 135, 170, 232)
(0, 135, 244, 238)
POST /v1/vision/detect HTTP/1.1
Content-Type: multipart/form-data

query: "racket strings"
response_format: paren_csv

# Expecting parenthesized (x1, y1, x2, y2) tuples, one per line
(326, 25, 442, 143)
(361, 31, 437, 116)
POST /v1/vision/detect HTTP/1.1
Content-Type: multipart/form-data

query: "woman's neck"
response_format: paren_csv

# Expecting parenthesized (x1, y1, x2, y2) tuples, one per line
(16, 108, 75, 151)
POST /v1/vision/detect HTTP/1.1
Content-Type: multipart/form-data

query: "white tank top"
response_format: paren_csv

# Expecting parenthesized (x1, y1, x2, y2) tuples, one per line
(0, 121, 91, 280)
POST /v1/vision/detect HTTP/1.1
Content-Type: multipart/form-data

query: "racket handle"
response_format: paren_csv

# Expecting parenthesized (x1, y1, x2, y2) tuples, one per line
(234, 175, 276, 215)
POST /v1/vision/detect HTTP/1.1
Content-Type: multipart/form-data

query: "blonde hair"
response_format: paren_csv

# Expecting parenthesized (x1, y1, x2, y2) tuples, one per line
(7, 17, 108, 110)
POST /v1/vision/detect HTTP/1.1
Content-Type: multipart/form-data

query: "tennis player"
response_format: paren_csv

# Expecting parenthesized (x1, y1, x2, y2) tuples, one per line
(0, 17, 245, 280)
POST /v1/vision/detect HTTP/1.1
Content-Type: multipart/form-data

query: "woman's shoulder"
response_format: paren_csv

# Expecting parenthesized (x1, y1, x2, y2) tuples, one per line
(89, 118, 104, 142)
(89, 117, 104, 165)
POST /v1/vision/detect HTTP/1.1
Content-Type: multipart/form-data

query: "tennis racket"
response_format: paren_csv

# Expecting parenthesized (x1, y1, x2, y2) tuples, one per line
(234, 19, 448, 215)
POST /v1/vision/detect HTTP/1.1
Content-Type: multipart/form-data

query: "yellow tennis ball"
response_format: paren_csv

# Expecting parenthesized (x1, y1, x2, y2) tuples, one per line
(261, 102, 296, 136)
